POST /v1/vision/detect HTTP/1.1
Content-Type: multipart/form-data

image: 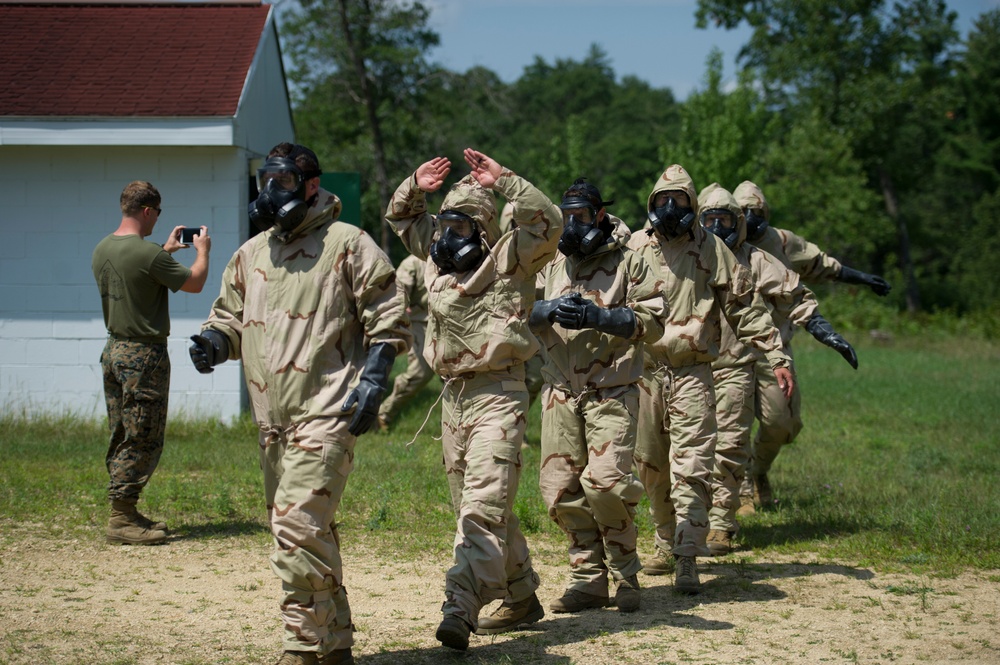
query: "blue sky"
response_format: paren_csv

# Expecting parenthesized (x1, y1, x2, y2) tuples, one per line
(425, 0, 998, 101)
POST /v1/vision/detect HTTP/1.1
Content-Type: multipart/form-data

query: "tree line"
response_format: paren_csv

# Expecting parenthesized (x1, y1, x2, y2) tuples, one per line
(280, 0, 1000, 322)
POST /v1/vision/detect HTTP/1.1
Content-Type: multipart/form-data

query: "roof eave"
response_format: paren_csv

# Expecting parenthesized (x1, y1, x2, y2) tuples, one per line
(0, 116, 237, 146)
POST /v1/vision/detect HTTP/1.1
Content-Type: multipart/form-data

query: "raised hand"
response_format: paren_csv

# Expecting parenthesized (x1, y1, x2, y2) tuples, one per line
(415, 157, 451, 193)
(464, 148, 502, 189)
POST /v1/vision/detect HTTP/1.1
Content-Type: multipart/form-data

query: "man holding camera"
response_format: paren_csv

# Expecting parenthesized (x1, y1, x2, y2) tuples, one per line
(92, 180, 211, 546)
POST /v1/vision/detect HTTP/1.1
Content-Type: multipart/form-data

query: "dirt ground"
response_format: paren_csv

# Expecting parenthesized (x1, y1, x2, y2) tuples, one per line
(2, 523, 999, 665)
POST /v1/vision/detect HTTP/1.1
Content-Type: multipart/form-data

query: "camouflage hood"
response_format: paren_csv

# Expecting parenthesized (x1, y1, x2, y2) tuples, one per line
(607, 213, 632, 248)
(733, 180, 770, 221)
(646, 164, 699, 215)
(275, 187, 342, 243)
(439, 174, 500, 247)
(698, 182, 746, 249)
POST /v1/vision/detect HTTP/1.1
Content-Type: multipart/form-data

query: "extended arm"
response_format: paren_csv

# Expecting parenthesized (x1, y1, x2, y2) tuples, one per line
(838, 265, 891, 297)
(805, 314, 858, 369)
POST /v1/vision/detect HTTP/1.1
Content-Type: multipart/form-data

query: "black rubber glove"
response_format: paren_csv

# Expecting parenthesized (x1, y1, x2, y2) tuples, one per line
(839, 265, 891, 297)
(805, 314, 858, 369)
(341, 343, 397, 436)
(189, 329, 230, 374)
(529, 295, 577, 333)
(552, 292, 636, 338)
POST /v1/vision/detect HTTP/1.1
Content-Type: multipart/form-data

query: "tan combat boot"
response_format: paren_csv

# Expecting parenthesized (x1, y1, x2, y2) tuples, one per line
(107, 500, 166, 545)
(643, 547, 675, 575)
(736, 495, 756, 516)
(674, 555, 701, 594)
(476, 592, 544, 634)
(549, 588, 610, 613)
(706, 529, 733, 556)
(134, 508, 167, 533)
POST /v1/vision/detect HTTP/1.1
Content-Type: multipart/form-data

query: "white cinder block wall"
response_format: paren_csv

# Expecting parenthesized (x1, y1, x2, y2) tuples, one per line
(0, 145, 247, 421)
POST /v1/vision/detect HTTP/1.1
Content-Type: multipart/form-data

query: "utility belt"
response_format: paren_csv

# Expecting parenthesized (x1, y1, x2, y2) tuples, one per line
(108, 333, 167, 345)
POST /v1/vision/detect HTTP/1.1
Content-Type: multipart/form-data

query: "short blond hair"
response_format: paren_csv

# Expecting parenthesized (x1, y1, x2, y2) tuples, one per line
(120, 181, 161, 215)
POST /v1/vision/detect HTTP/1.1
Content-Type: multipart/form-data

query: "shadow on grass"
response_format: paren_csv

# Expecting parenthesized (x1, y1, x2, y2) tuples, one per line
(167, 518, 269, 541)
(737, 509, 869, 551)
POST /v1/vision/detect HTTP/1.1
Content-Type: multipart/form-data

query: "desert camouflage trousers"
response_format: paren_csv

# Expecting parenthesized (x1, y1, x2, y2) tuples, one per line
(101, 337, 169, 502)
(259, 417, 356, 655)
(379, 319, 433, 424)
(440, 369, 540, 630)
(709, 364, 756, 532)
(741, 354, 803, 500)
(634, 363, 716, 558)
(539, 383, 644, 596)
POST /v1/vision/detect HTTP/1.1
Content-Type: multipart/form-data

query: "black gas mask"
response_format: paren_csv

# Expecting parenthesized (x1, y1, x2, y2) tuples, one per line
(744, 209, 769, 243)
(430, 211, 484, 274)
(701, 209, 740, 249)
(558, 197, 604, 257)
(648, 195, 696, 240)
(249, 157, 310, 238)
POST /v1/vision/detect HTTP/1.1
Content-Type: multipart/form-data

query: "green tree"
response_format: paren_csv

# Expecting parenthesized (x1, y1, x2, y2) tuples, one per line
(764, 111, 889, 270)
(696, 0, 961, 313)
(665, 49, 774, 196)
(492, 45, 679, 227)
(280, 0, 440, 250)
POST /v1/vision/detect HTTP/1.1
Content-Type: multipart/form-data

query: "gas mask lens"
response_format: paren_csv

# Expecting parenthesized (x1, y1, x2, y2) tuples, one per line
(561, 207, 595, 225)
(437, 210, 476, 239)
(257, 169, 303, 192)
(702, 211, 734, 230)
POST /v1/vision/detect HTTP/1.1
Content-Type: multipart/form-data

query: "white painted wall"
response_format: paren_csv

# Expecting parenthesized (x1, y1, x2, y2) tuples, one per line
(0, 145, 247, 421)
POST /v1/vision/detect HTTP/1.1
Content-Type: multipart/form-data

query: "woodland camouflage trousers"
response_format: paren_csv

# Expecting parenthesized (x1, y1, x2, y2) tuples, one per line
(101, 337, 169, 503)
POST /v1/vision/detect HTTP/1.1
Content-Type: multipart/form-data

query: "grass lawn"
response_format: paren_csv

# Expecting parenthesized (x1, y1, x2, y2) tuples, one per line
(1, 334, 997, 576)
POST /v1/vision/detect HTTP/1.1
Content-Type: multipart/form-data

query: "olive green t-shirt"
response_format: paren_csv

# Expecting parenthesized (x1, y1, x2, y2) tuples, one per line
(92, 234, 192, 343)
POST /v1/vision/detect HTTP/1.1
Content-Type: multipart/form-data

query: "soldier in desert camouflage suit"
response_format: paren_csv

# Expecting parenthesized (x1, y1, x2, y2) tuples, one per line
(377, 253, 434, 430)
(627, 165, 794, 594)
(530, 178, 665, 615)
(385, 149, 561, 651)
(190, 144, 410, 665)
(733, 181, 884, 511)
(697, 184, 856, 555)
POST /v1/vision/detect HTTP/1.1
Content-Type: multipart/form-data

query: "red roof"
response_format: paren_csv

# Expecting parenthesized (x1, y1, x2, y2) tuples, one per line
(0, 2, 272, 117)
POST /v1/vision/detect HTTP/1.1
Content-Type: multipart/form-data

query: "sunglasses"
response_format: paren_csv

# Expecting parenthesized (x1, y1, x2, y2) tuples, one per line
(144, 206, 162, 215)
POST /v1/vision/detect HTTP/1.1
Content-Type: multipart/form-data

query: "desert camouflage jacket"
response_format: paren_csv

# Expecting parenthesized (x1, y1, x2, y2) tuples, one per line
(386, 170, 561, 378)
(698, 184, 818, 370)
(733, 181, 842, 283)
(396, 253, 428, 324)
(202, 187, 411, 428)
(627, 166, 789, 371)
(535, 215, 666, 392)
